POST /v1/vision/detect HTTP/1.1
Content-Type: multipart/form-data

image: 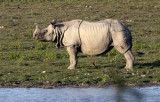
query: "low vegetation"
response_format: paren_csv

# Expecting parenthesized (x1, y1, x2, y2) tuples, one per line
(0, 0, 160, 88)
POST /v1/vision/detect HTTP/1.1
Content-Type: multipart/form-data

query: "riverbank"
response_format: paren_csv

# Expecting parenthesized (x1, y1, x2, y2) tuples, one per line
(1, 80, 160, 89)
(0, 0, 160, 88)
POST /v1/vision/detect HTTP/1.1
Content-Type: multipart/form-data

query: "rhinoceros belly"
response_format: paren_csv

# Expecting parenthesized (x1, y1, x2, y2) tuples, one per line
(81, 42, 111, 55)
(80, 22, 112, 55)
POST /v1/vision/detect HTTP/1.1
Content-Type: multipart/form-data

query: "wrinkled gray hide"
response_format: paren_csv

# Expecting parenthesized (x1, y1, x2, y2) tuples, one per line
(33, 19, 135, 70)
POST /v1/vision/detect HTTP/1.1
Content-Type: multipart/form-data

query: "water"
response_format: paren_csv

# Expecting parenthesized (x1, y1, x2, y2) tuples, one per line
(0, 86, 160, 102)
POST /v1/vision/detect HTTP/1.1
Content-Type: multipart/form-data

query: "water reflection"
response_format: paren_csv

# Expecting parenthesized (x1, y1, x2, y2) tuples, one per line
(115, 87, 143, 102)
(0, 86, 160, 102)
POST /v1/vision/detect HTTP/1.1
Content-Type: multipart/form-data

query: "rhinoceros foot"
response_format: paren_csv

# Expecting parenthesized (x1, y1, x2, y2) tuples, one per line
(125, 66, 133, 71)
(68, 66, 76, 70)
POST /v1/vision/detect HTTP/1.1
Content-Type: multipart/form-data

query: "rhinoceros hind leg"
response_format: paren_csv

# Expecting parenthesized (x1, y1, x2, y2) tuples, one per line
(124, 49, 135, 70)
(67, 47, 78, 70)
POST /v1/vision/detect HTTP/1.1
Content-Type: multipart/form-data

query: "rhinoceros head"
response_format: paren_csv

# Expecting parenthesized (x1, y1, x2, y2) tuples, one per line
(33, 19, 57, 42)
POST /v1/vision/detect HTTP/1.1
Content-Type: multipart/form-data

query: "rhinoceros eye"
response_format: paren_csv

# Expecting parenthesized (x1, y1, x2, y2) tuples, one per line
(49, 33, 52, 36)
(41, 30, 48, 34)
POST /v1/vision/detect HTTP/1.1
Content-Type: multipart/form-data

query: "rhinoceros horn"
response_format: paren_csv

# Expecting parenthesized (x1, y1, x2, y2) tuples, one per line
(33, 23, 41, 39)
(34, 23, 41, 32)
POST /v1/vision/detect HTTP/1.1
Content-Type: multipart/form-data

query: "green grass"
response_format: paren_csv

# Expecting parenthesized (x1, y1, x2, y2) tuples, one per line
(0, 0, 160, 88)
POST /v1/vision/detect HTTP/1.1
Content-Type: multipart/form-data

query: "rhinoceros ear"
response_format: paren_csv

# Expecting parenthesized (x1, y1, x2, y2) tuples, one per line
(51, 19, 56, 25)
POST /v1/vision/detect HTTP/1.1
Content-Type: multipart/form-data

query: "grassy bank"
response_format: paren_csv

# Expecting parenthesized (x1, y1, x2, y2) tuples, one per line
(0, 0, 160, 88)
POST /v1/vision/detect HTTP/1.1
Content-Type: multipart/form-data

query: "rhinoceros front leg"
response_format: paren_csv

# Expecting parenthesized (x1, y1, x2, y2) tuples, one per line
(124, 49, 135, 70)
(67, 46, 78, 70)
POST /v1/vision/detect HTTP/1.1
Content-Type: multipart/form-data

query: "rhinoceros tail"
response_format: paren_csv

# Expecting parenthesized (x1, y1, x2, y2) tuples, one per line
(109, 20, 132, 54)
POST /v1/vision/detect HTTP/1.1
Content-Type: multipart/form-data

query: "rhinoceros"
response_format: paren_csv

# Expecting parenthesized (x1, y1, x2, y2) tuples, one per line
(33, 19, 135, 70)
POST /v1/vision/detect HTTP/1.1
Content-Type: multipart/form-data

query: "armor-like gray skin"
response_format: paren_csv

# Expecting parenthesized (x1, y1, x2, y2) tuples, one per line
(33, 19, 135, 70)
